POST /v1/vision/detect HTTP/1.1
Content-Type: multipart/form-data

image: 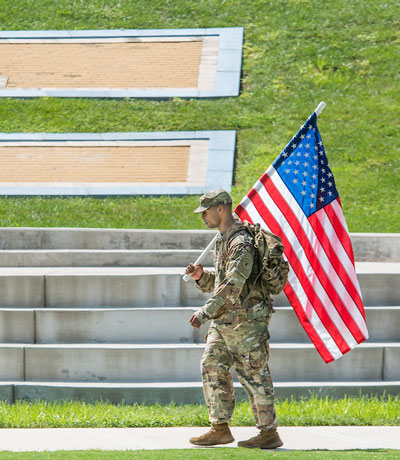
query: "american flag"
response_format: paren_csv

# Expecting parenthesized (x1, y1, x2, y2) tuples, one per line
(235, 109, 369, 363)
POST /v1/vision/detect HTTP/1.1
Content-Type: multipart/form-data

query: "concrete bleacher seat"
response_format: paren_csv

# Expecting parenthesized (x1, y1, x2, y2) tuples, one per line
(0, 228, 399, 403)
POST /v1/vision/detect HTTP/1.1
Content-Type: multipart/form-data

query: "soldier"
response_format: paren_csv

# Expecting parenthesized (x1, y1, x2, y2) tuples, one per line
(185, 189, 283, 449)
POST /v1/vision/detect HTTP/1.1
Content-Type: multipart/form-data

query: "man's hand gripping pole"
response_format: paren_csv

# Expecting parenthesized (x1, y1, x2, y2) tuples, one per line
(183, 102, 326, 282)
(183, 234, 218, 282)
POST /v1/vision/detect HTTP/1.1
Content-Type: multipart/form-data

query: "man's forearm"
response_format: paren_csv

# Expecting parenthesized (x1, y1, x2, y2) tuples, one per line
(195, 270, 215, 293)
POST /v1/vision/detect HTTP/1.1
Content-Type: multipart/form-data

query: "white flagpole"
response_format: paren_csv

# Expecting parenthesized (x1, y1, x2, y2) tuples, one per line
(182, 102, 326, 282)
(182, 233, 218, 281)
(315, 101, 326, 116)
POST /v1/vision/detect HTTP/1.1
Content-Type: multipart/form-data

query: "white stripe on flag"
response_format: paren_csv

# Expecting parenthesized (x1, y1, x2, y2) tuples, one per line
(240, 194, 345, 359)
(315, 208, 362, 298)
(234, 112, 369, 362)
(267, 169, 368, 341)
(252, 178, 360, 351)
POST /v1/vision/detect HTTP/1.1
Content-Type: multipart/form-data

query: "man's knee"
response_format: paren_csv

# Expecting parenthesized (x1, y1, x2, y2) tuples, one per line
(201, 342, 231, 369)
(201, 348, 217, 368)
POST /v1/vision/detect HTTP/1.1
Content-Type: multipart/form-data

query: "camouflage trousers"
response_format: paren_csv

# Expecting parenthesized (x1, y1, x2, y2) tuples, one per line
(201, 316, 278, 431)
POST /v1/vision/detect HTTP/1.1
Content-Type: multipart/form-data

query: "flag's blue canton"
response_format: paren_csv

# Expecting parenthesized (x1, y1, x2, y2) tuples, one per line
(273, 112, 338, 217)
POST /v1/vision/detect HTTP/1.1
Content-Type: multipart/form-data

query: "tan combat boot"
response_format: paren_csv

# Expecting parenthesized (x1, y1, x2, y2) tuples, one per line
(238, 429, 283, 449)
(189, 423, 234, 446)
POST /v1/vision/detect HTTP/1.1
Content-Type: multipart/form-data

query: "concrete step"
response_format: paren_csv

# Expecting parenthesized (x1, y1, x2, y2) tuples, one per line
(0, 249, 213, 267)
(2, 306, 398, 345)
(34, 308, 201, 345)
(0, 309, 35, 343)
(1, 234, 398, 269)
(0, 267, 209, 308)
(0, 228, 217, 251)
(351, 233, 400, 262)
(2, 342, 398, 383)
(1, 380, 399, 404)
(0, 345, 25, 380)
(270, 306, 400, 343)
(0, 228, 399, 261)
(0, 263, 398, 308)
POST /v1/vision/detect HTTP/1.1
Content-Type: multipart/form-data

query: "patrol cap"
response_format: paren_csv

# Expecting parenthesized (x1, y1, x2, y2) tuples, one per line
(194, 189, 232, 213)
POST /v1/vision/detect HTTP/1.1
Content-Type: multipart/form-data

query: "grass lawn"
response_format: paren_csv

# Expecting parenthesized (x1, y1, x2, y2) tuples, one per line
(0, 396, 398, 428)
(0, 0, 398, 232)
(0, 450, 399, 459)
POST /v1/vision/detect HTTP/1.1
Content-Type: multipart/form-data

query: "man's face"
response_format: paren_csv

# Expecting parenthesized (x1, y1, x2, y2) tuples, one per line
(201, 205, 222, 229)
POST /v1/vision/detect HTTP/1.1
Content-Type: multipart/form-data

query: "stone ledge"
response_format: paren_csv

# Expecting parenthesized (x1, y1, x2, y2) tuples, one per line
(0, 131, 236, 196)
(0, 28, 243, 98)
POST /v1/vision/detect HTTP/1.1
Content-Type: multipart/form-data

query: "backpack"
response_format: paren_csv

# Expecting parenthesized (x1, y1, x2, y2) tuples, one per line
(242, 221, 289, 295)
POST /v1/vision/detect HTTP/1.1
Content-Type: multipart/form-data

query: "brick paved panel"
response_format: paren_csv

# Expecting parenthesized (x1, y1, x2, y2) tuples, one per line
(0, 42, 202, 88)
(0, 146, 190, 182)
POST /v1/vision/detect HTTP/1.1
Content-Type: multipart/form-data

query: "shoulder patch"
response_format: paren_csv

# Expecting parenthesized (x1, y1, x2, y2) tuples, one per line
(235, 253, 254, 279)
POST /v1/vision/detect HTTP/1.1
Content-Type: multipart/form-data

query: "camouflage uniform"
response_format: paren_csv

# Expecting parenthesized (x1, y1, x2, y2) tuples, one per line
(194, 221, 278, 431)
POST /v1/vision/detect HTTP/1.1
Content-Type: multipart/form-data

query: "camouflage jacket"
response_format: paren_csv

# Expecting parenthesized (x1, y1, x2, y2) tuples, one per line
(194, 221, 273, 325)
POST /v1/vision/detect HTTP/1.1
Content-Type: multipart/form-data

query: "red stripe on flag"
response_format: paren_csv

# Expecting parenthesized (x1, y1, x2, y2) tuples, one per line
(235, 204, 254, 225)
(260, 176, 365, 345)
(325, 200, 356, 266)
(236, 203, 337, 362)
(308, 211, 366, 326)
(284, 284, 335, 363)
(247, 186, 351, 355)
